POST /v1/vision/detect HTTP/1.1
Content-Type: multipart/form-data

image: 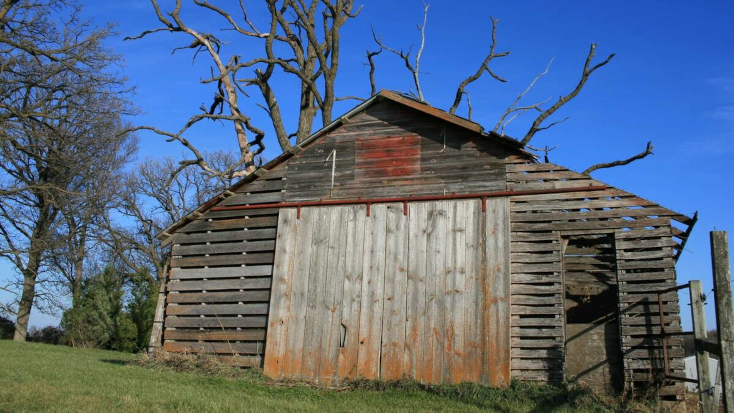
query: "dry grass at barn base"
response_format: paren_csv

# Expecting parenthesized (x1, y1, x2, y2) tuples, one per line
(1, 340, 671, 412)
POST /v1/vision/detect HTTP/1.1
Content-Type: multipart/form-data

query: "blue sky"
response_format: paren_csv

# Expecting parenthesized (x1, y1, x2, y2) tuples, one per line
(3, 0, 733, 330)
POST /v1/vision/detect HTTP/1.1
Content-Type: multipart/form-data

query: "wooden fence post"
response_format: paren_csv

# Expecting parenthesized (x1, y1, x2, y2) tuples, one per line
(711, 231, 734, 413)
(690, 280, 715, 413)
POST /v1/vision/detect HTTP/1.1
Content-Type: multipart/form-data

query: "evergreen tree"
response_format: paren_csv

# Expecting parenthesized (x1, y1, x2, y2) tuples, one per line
(61, 267, 136, 351)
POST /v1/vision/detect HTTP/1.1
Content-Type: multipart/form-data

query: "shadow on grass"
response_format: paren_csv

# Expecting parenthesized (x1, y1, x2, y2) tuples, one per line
(100, 359, 132, 366)
(350, 379, 667, 413)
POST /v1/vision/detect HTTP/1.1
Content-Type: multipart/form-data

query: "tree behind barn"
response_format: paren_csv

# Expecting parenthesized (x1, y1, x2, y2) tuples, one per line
(0, 0, 136, 341)
(130, 1, 653, 180)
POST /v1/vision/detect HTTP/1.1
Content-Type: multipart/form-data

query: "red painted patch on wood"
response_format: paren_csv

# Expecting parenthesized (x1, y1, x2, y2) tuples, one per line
(356, 135, 420, 150)
(356, 135, 421, 180)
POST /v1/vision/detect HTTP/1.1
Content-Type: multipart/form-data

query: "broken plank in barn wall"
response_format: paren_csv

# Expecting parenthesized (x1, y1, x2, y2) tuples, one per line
(463, 200, 483, 383)
(337, 205, 367, 381)
(380, 204, 409, 381)
(301, 207, 333, 381)
(425, 201, 449, 384)
(318, 206, 350, 383)
(405, 202, 429, 381)
(282, 207, 316, 379)
(357, 204, 388, 379)
(263, 208, 298, 378)
(484, 197, 511, 387)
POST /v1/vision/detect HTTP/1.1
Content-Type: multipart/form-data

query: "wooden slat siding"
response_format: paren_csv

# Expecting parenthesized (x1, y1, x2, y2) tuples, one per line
(380, 204, 409, 381)
(425, 201, 448, 383)
(263, 208, 298, 378)
(164, 316, 266, 328)
(337, 205, 367, 380)
(507, 160, 688, 397)
(166, 304, 269, 316)
(163, 165, 285, 363)
(170, 228, 276, 245)
(319, 206, 350, 383)
(282, 207, 316, 378)
(163, 341, 263, 355)
(301, 206, 333, 380)
(165, 329, 266, 341)
(171, 266, 272, 280)
(357, 204, 389, 379)
(167, 278, 271, 292)
(284, 100, 507, 202)
(485, 197, 512, 386)
(167, 291, 269, 304)
(464, 200, 483, 383)
(262, 201, 511, 386)
(447, 201, 467, 384)
(405, 202, 428, 381)
(615, 226, 683, 394)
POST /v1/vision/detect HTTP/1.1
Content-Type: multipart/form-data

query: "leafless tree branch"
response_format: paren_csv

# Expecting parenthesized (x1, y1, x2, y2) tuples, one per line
(372, 1, 429, 102)
(521, 44, 614, 146)
(494, 57, 554, 133)
(449, 16, 509, 115)
(582, 141, 654, 175)
(365, 48, 382, 96)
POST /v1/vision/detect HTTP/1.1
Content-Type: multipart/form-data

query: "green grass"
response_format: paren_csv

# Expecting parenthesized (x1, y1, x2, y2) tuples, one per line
(0, 340, 647, 413)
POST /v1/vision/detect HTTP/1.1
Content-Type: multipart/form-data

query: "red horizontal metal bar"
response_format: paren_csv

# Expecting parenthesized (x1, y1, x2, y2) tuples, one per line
(210, 185, 608, 212)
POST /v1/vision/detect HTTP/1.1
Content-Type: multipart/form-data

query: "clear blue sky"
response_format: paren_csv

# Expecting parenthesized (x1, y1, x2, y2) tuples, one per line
(5, 1, 733, 331)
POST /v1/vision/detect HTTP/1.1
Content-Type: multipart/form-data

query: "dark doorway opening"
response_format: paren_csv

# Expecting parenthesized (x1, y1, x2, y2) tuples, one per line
(563, 234, 624, 394)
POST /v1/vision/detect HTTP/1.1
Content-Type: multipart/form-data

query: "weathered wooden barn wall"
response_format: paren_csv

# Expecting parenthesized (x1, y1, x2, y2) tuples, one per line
(158, 92, 694, 398)
(505, 157, 691, 396)
(163, 165, 288, 366)
(285, 99, 508, 201)
(161, 98, 517, 370)
(264, 199, 510, 386)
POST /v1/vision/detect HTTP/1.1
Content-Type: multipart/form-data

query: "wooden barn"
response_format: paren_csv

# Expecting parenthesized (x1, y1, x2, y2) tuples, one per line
(153, 90, 696, 397)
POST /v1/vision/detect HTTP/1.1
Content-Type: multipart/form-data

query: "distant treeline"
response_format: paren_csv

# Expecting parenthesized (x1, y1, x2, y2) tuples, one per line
(1, 266, 156, 353)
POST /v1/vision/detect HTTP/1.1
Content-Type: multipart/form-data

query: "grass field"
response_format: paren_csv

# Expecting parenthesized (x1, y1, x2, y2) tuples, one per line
(0, 340, 650, 412)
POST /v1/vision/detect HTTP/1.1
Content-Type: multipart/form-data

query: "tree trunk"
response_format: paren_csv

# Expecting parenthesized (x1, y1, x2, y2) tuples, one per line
(71, 223, 87, 307)
(13, 201, 55, 342)
(13, 256, 41, 342)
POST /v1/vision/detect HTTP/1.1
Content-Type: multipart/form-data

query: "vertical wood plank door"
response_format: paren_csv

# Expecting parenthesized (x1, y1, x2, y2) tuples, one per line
(263, 199, 510, 386)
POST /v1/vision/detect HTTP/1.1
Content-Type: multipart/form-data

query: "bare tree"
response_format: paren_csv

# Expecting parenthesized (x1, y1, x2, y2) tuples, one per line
(0, 0, 135, 341)
(127, 0, 361, 178)
(104, 153, 238, 285)
(448, 16, 509, 115)
(49, 127, 137, 307)
(370, 4, 652, 175)
(372, 1, 430, 102)
(520, 43, 614, 146)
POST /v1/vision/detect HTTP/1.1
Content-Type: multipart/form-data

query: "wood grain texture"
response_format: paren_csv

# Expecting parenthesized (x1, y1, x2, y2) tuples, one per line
(261, 200, 511, 386)
(284, 100, 508, 202)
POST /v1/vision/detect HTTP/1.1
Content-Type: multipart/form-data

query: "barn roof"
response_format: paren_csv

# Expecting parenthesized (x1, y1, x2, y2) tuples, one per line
(157, 89, 535, 242)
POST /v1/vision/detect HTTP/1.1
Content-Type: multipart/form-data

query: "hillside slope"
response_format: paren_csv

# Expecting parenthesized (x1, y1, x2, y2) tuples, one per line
(0, 340, 635, 412)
